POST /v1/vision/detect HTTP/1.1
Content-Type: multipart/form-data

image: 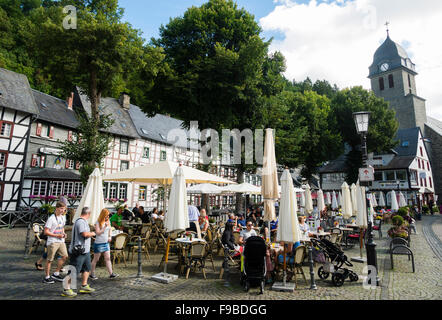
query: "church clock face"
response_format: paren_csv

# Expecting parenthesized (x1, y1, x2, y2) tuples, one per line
(380, 62, 389, 72)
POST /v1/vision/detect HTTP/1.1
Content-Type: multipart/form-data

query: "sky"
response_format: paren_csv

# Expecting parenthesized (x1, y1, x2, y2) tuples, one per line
(119, 0, 442, 120)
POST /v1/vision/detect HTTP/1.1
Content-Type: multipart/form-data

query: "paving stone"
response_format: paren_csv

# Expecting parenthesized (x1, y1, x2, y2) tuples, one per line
(0, 216, 441, 300)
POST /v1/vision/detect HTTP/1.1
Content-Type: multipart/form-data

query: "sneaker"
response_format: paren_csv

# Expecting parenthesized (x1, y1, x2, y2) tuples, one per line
(51, 274, 64, 282)
(109, 273, 119, 279)
(79, 284, 95, 294)
(43, 277, 55, 284)
(61, 289, 77, 298)
(89, 274, 98, 281)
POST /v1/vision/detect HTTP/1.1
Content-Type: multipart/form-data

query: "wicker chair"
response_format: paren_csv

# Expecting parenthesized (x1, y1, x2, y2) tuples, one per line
(185, 240, 208, 279)
(111, 233, 129, 268)
(292, 245, 308, 287)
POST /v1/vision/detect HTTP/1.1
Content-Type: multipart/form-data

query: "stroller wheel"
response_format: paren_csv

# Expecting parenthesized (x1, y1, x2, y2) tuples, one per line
(260, 281, 265, 295)
(332, 273, 345, 287)
(318, 266, 330, 280)
(349, 272, 359, 282)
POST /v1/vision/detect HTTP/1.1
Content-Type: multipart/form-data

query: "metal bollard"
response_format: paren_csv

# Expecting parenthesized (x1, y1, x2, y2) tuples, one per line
(308, 244, 317, 290)
(137, 236, 143, 278)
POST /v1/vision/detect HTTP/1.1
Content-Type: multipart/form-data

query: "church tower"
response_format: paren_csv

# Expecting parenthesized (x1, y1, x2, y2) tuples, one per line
(368, 32, 427, 132)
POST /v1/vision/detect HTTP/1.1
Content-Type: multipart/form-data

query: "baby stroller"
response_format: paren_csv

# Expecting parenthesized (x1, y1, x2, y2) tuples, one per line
(312, 238, 358, 287)
(240, 236, 267, 294)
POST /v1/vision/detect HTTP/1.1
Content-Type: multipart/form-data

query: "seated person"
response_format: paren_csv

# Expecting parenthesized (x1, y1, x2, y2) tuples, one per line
(237, 214, 246, 228)
(110, 208, 124, 231)
(239, 221, 257, 245)
(122, 204, 135, 221)
(132, 202, 140, 218)
(227, 213, 237, 225)
(151, 208, 159, 221)
(298, 216, 313, 237)
(221, 222, 241, 255)
(276, 241, 301, 265)
(199, 211, 209, 233)
(157, 210, 165, 220)
(138, 206, 150, 223)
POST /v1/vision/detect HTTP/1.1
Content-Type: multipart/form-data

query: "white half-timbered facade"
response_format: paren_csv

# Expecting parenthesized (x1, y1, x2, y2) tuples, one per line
(0, 68, 39, 211)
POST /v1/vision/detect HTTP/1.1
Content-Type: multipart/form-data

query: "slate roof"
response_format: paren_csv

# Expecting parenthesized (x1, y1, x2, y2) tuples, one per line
(393, 127, 420, 157)
(372, 156, 415, 170)
(0, 68, 39, 115)
(318, 153, 348, 173)
(426, 116, 442, 136)
(24, 168, 81, 180)
(369, 36, 415, 77)
(74, 87, 139, 139)
(32, 90, 79, 129)
(128, 104, 199, 150)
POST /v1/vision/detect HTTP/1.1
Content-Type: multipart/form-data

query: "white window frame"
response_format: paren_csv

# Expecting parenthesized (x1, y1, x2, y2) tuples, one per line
(32, 180, 47, 196)
(0, 152, 6, 167)
(0, 122, 12, 137)
(50, 181, 63, 196)
(120, 139, 129, 155)
(68, 159, 75, 170)
(160, 151, 167, 161)
(139, 185, 147, 201)
(143, 147, 150, 159)
(74, 182, 84, 197)
(120, 160, 129, 171)
(119, 184, 128, 200)
(109, 183, 118, 199)
(63, 182, 74, 196)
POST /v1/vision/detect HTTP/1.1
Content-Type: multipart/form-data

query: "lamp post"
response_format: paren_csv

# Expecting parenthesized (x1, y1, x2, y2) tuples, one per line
(353, 111, 380, 286)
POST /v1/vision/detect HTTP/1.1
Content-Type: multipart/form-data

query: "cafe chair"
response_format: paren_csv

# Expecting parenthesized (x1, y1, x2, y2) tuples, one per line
(292, 245, 308, 287)
(111, 233, 129, 268)
(29, 223, 45, 255)
(389, 237, 415, 273)
(129, 229, 152, 264)
(372, 219, 383, 238)
(158, 231, 183, 269)
(185, 240, 208, 279)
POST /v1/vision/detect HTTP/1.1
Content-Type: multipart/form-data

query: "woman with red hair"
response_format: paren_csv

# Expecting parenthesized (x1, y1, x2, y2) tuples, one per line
(90, 209, 118, 280)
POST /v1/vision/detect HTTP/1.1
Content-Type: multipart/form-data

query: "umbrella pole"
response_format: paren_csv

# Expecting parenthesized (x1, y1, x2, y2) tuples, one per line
(283, 244, 287, 286)
(163, 236, 171, 274)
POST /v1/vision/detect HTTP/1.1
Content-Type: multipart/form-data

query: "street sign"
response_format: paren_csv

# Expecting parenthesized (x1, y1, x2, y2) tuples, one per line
(359, 167, 374, 182)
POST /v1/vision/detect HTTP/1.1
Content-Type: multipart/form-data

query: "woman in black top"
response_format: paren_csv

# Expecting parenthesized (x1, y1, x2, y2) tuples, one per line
(221, 222, 237, 251)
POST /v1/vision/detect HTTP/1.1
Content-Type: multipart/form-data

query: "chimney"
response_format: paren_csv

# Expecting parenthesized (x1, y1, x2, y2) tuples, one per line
(66, 92, 74, 110)
(119, 92, 130, 110)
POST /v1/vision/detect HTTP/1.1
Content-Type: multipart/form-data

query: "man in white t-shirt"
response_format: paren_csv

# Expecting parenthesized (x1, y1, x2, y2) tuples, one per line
(43, 201, 68, 284)
(239, 221, 257, 245)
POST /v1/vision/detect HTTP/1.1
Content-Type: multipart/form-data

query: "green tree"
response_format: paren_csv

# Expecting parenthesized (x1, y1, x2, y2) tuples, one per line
(145, 0, 286, 213)
(331, 86, 399, 184)
(27, 0, 146, 176)
(59, 112, 114, 185)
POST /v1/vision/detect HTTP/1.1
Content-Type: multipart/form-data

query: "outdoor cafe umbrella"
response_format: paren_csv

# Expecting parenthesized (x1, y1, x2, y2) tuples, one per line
(378, 191, 386, 207)
(152, 165, 189, 283)
(350, 184, 358, 217)
(338, 192, 342, 208)
(304, 184, 313, 215)
(399, 192, 407, 208)
(325, 192, 331, 205)
(317, 189, 326, 213)
(371, 193, 378, 208)
(341, 182, 353, 220)
(222, 183, 261, 194)
(300, 191, 306, 214)
(103, 160, 235, 210)
(262, 129, 279, 244)
(73, 167, 105, 225)
(390, 190, 399, 212)
(352, 183, 368, 262)
(331, 191, 339, 210)
(187, 183, 223, 194)
(275, 169, 301, 289)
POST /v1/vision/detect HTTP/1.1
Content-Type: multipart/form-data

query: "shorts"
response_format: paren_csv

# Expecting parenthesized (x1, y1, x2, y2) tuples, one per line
(93, 242, 110, 253)
(46, 243, 68, 262)
(69, 253, 92, 275)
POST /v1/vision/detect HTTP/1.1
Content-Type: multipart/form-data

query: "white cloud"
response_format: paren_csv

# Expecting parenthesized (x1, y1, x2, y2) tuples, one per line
(260, 0, 442, 120)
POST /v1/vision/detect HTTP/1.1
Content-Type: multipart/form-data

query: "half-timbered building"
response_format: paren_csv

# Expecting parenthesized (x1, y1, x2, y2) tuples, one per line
(0, 68, 39, 211)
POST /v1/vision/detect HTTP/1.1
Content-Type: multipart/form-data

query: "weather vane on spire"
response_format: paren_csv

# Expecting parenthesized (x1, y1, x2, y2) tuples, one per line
(385, 21, 390, 36)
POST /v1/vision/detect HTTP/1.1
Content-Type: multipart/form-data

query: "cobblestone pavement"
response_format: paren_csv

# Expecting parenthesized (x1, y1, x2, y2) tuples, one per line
(0, 215, 441, 300)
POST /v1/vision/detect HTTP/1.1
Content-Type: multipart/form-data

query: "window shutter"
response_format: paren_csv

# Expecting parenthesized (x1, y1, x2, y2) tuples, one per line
(75, 161, 80, 170)
(36, 123, 42, 136)
(40, 156, 46, 168)
(31, 154, 38, 167)
(68, 130, 73, 142)
(65, 159, 70, 169)
(49, 126, 54, 139)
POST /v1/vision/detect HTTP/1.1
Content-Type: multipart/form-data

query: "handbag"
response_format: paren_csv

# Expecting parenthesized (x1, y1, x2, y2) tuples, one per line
(70, 219, 86, 257)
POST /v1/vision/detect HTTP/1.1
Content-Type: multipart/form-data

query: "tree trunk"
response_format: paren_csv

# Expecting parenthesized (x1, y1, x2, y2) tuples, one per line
(235, 166, 245, 214)
(88, 68, 101, 169)
(201, 194, 210, 213)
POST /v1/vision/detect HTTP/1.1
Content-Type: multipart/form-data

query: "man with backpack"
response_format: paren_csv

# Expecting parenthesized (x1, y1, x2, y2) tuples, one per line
(62, 207, 96, 297)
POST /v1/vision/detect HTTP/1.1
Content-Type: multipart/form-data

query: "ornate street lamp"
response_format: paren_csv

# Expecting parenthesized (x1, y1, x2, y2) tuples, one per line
(352, 111, 380, 286)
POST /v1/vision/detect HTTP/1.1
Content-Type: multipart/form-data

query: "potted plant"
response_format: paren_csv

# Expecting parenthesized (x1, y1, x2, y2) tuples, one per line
(422, 205, 430, 215)
(387, 215, 408, 239)
(39, 203, 55, 215)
